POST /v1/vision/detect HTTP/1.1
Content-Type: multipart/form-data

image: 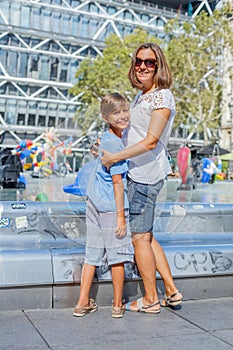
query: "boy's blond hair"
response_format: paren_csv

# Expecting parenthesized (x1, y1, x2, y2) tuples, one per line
(100, 92, 128, 118)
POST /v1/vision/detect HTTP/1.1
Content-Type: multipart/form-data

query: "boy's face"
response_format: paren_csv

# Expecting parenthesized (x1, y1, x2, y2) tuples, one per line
(105, 105, 130, 132)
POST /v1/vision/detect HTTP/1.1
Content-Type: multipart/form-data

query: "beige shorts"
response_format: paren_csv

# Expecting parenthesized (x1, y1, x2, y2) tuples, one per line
(85, 200, 134, 267)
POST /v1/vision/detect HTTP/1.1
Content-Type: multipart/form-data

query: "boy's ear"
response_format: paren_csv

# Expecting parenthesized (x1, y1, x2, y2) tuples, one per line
(102, 114, 108, 123)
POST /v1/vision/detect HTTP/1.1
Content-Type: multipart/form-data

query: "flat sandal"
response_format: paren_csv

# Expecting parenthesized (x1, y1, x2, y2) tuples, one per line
(73, 298, 98, 317)
(161, 291, 182, 307)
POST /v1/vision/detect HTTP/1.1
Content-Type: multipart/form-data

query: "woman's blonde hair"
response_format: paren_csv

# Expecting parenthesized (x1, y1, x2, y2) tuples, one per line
(100, 92, 127, 117)
(128, 43, 172, 89)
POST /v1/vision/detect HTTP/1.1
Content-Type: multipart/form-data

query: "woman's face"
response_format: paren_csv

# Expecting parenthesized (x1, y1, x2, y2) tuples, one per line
(134, 48, 157, 90)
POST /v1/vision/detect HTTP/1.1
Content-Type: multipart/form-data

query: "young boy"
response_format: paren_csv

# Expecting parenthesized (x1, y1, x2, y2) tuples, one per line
(73, 92, 134, 318)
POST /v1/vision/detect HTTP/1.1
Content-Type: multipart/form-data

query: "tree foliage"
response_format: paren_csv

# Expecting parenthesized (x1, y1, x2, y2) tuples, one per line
(70, 6, 232, 141)
(166, 5, 232, 142)
(69, 28, 162, 133)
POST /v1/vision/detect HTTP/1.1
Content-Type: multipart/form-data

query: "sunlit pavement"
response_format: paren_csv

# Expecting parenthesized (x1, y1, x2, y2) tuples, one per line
(0, 298, 233, 350)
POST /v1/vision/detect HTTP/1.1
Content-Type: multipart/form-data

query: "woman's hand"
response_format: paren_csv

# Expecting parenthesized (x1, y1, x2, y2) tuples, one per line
(101, 150, 114, 169)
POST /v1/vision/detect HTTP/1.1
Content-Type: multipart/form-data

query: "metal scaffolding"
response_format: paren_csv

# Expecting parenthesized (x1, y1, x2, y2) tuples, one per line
(0, 0, 223, 149)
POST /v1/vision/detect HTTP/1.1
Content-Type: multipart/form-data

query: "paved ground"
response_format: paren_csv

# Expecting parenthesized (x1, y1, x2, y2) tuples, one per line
(0, 297, 232, 350)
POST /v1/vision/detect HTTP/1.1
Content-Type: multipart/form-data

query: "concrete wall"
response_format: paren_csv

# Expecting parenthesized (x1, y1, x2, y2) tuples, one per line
(0, 201, 232, 310)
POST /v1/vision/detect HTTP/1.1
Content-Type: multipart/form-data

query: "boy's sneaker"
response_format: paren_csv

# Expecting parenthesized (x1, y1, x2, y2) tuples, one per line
(112, 305, 125, 318)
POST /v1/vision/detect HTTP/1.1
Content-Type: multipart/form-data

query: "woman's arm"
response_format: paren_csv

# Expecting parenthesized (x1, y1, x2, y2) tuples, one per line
(101, 108, 170, 169)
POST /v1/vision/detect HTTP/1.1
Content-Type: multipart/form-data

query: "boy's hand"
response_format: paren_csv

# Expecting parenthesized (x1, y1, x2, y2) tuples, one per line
(90, 140, 100, 157)
(115, 217, 127, 237)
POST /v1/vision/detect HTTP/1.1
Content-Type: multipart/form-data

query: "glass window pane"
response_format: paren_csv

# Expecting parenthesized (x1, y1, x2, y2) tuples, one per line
(53, 0, 62, 4)
(28, 114, 36, 126)
(0, 49, 7, 70)
(60, 59, 68, 82)
(6, 112, 15, 124)
(11, 3, 20, 26)
(50, 58, 59, 80)
(124, 25, 134, 36)
(98, 23, 114, 41)
(0, 113, 5, 122)
(40, 56, 49, 80)
(8, 84, 17, 95)
(62, 14, 70, 35)
(19, 53, 28, 77)
(58, 117, 66, 128)
(0, 84, 6, 94)
(48, 116, 55, 127)
(31, 7, 41, 30)
(8, 51, 18, 76)
(30, 38, 40, 48)
(21, 5, 30, 27)
(6, 100, 16, 124)
(30, 86, 37, 95)
(69, 60, 78, 83)
(157, 18, 165, 27)
(51, 41, 60, 52)
(67, 117, 74, 129)
(71, 1, 81, 7)
(52, 12, 61, 33)
(38, 115, 46, 126)
(90, 18, 98, 37)
(38, 90, 47, 98)
(29, 102, 37, 112)
(0, 98, 6, 120)
(0, 35, 8, 45)
(30, 55, 39, 79)
(10, 34, 20, 47)
(107, 6, 116, 15)
(59, 105, 67, 118)
(72, 16, 80, 36)
(18, 101, 27, 113)
(80, 17, 89, 38)
(1, 0, 9, 22)
(42, 9, 51, 31)
(141, 14, 149, 22)
(40, 41, 49, 51)
(39, 102, 48, 118)
(157, 32, 165, 39)
(17, 114, 25, 125)
(117, 24, 124, 37)
(124, 11, 133, 20)
(48, 104, 57, 116)
(49, 88, 57, 99)
(90, 3, 98, 13)
(0, 14, 4, 25)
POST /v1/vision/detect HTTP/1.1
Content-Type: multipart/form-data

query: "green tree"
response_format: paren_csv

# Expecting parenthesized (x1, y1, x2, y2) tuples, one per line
(69, 28, 161, 133)
(166, 5, 232, 143)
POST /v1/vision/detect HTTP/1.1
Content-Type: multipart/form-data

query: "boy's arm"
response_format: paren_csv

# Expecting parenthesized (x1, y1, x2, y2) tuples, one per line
(101, 108, 170, 169)
(112, 173, 126, 237)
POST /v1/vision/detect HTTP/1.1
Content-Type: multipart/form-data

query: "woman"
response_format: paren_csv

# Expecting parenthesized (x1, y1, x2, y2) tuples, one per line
(101, 43, 183, 313)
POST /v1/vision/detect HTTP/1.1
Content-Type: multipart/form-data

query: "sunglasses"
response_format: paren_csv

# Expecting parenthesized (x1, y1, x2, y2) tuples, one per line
(135, 57, 157, 68)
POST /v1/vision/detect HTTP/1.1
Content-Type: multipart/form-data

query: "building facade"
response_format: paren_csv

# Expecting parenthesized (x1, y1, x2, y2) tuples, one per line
(0, 0, 227, 150)
(219, 6, 233, 152)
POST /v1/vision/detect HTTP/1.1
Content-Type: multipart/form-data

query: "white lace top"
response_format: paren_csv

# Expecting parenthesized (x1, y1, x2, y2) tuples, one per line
(124, 88, 175, 184)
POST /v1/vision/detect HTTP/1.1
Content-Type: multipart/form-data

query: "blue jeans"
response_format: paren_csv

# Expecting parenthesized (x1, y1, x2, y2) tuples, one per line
(127, 177, 164, 233)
